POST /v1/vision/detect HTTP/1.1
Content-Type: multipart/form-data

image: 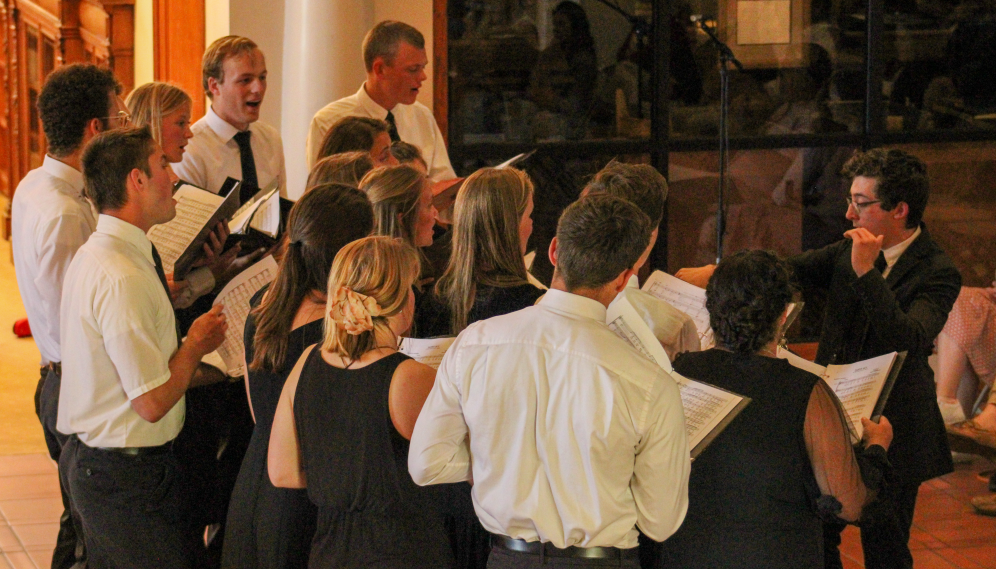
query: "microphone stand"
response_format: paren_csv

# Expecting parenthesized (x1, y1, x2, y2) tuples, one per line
(589, 0, 652, 118)
(693, 16, 743, 263)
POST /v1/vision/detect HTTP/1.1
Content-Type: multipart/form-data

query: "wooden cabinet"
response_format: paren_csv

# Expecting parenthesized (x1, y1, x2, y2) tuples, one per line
(0, 0, 134, 238)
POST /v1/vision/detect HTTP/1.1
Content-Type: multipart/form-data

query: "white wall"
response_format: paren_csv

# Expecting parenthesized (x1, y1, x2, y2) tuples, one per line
(374, 0, 434, 107)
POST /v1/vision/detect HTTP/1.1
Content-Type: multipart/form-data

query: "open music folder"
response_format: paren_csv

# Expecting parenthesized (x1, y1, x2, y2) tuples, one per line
(398, 337, 456, 370)
(606, 291, 750, 458)
(147, 178, 241, 278)
(776, 347, 906, 442)
(211, 255, 279, 377)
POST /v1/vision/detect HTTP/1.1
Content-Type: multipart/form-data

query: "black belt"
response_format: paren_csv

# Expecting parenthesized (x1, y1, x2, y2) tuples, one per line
(42, 362, 61, 376)
(91, 439, 173, 457)
(493, 536, 639, 560)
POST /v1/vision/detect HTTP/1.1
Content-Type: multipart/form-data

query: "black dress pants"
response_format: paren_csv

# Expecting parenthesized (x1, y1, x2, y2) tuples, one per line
(60, 435, 197, 569)
(34, 367, 83, 569)
(824, 480, 920, 569)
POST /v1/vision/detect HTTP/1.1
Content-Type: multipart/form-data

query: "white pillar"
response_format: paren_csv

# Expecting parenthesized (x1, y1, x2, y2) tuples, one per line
(281, 0, 373, 199)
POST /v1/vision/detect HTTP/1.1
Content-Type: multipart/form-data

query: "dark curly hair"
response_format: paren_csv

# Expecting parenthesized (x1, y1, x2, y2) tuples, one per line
(38, 64, 121, 158)
(706, 250, 795, 355)
(841, 148, 928, 229)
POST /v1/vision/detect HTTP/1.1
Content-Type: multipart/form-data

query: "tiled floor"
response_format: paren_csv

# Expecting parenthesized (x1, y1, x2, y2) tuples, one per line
(0, 452, 994, 569)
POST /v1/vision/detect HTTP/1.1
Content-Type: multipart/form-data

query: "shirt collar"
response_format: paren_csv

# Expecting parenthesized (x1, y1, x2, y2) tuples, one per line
(96, 214, 156, 268)
(538, 288, 607, 323)
(883, 225, 921, 269)
(358, 83, 393, 119)
(204, 105, 243, 143)
(42, 155, 84, 195)
(625, 274, 640, 289)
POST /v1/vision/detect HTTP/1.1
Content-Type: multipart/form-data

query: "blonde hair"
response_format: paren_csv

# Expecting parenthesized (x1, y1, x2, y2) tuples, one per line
(125, 82, 192, 150)
(322, 236, 420, 361)
(359, 164, 428, 248)
(202, 35, 259, 98)
(306, 152, 375, 191)
(434, 167, 533, 333)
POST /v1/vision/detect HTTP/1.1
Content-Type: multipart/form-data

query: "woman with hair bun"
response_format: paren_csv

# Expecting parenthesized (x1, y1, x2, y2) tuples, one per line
(268, 236, 453, 569)
(660, 249, 894, 569)
(223, 184, 374, 569)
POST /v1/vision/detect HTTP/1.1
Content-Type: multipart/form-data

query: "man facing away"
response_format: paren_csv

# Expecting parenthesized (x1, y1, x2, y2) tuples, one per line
(57, 127, 228, 568)
(410, 194, 690, 568)
(677, 148, 961, 569)
(11, 63, 128, 569)
(174, 35, 286, 201)
(306, 20, 455, 182)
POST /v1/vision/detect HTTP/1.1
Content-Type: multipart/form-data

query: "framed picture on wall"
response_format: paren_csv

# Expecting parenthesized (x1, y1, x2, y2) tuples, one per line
(718, 0, 811, 68)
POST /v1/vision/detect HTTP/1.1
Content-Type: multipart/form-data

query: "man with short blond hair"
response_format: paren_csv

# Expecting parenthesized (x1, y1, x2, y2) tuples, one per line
(306, 20, 455, 182)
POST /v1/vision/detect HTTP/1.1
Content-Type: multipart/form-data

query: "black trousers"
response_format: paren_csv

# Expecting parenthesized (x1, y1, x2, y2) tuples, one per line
(34, 367, 84, 569)
(487, 546, 640, 569)
(824, 480, 920, 569)
(60, 435, 198, 569)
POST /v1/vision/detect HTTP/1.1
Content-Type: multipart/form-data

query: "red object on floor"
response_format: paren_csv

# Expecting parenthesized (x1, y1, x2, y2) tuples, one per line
(13, 318, 31, 338)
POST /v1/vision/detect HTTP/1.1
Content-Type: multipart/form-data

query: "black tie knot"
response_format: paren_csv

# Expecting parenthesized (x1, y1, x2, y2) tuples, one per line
(875, 252, 888, 273)
(385, 111, 400, 143)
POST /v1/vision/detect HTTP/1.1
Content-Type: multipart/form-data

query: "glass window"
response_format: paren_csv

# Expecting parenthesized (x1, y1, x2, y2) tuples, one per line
(671, 0, 867, 138)
(883, 1, 996, 132)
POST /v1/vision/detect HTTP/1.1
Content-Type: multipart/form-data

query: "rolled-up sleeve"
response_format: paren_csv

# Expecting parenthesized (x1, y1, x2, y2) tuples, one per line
(408, 335, 472, 485)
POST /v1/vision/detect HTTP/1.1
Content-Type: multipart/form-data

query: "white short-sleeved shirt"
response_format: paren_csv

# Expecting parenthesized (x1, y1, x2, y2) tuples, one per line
(57, 215, 183, 447)
(173, 106, 287, 197)
(306, 84, 456, 182)
(409, 288, 690, 549)
(11, 155, 97, 365)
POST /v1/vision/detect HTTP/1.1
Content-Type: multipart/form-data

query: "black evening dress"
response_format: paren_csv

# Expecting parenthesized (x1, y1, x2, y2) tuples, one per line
(221, 288, 321, 569)
(294, 350, 454, 569)
(659, 349, 824, 569)
(413, 282, 544, 569)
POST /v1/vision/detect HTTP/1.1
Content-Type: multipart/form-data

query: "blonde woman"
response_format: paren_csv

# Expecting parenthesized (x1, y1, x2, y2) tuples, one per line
(305, 151, 375, 190)
(360, 164, 438, 249)
(268, 236, 452, 568)
(418, 167, 541, 339)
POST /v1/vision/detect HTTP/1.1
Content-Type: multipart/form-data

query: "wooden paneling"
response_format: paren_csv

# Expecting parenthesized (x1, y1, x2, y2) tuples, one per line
(433, 0, 446, 146)
(103, 0, 134, 92)
(153, 0, 204, 119)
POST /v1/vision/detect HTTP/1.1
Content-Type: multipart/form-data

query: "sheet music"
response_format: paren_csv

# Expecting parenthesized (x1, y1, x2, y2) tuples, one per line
(229, 183, 279, 234)
(249, 192, 281, 237)
(606, 293, 673, 373)
(148, 184, 225, 274)
(494, 150, 535, 169)
(212, 255, 278, 376)
(641, 270, 715, 349)
(398, 337, 456, 370)
(524, 251, 536, 271)
(823, 353, 897, 440)
(776, 346, 827, 377)
(673, 371, 745, 453)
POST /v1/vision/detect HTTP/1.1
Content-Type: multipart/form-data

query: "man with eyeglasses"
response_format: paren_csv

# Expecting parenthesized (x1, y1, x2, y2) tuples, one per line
(677, 148, 960, 569)
(10, 63, 128, 569)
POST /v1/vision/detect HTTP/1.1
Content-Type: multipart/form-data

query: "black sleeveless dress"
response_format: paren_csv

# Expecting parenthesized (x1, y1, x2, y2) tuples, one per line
(222, 288, 321, 569)
(294, 350, 453, 569)
(659, 349, 823, 569)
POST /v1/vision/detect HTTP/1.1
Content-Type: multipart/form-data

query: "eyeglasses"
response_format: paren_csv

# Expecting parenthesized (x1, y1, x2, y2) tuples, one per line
(845, 196, 881, 213)
(101, 111, 132, 127)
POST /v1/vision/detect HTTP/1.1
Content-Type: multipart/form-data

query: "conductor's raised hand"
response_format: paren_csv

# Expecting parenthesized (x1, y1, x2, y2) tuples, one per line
(861, 416, 893, 451)
(844, 228, 884, 278)
(187, 304, 228, 357)
(675, 264, 716, 289)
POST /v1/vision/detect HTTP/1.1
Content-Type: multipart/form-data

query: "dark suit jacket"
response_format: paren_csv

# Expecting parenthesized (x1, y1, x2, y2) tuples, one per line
(788, 224, 961, 483)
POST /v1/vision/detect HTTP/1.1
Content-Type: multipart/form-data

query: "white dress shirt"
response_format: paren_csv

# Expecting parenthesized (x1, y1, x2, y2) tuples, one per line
(409, 288, 690, 549)
(57, 215, 184, 447)
(881, 226, 921, 279)
(306, 84, 456, 182)
(174, 106, 287, 197)
(613, 275, 701, 361)
(11, 156, 97, 365)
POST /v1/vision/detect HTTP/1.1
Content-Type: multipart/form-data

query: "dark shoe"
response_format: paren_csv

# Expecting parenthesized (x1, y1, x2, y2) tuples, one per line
(971, 494, 996, 516)
(948, 420, 996, 449)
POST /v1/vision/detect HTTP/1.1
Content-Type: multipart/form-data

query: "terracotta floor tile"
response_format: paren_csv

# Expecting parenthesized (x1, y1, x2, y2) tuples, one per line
(0, 526, 21, 552)
(1, 551, 34, 569)
(930, 548, 986, 569)
(0, 498, 62, 525)
(0, 456, 52, 478)
(0, 475, 59, 501)
(912, 549, 964, 569)
(954, 544, 996, 566)
(9, 524, 56, 549)
(25, 549, 50, 569)
(912, 526, 950, 549)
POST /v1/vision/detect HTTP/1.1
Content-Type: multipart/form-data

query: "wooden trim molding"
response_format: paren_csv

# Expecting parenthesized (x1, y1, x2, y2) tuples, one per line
(432, 0, 447, 147)
(103, 0, 134, 92)
(153, 0, 205, 118)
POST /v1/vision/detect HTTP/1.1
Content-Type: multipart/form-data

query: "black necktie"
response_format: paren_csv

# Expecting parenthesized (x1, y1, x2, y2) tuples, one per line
(875, 252, 888, 274)
(385, 111, 400, 142)
(233, 130, 258, 204)
(151, 244, 183, 344)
